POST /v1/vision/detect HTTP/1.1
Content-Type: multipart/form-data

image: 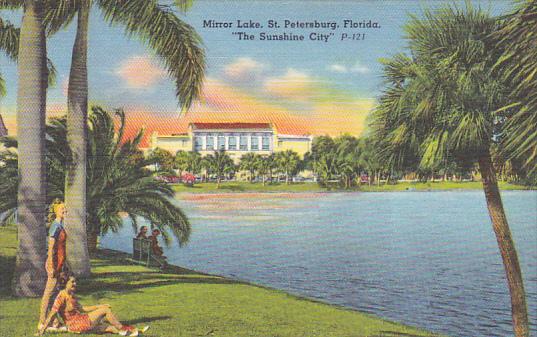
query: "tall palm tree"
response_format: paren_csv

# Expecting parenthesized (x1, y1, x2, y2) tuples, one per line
(371, 5, 529, 336)
(203, 150, 234, 188)
(10, 0, 48, 297)
(255, 155, 271, 186)
(276, 150, 300, 185)
(185, 151, 202, 176)
(0, 16, 19, 96)
(43, 0, 205, 275)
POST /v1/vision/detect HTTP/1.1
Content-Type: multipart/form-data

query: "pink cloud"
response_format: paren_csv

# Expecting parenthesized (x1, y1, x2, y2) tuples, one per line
(223, 57, 266, 83)
(116, 56, 166, 89)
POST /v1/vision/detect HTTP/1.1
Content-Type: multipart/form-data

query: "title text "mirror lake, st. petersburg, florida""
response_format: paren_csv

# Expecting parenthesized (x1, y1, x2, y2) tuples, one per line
(202, 19, 382, 43)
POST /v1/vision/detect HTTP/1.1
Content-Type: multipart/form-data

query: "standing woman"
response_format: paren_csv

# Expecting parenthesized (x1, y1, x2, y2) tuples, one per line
(38, 199, 68, 330)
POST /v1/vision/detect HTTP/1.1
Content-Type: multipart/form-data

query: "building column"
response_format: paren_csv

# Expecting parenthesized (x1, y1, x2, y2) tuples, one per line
(203, 135, 208, 150)
(236, 135, 240, 150)
(258, 135, 263, 151)
(247, 133, 251, 151)
(213, 135, 217, 151)
(225, 135, 229, 150)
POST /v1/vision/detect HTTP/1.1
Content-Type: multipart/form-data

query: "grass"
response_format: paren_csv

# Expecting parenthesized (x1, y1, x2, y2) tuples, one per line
(0, 225, 442, 337)
(171, 180, 532, 193)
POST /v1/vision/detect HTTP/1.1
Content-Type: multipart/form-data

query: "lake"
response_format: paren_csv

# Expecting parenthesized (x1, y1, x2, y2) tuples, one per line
(101, 190, 537, 337)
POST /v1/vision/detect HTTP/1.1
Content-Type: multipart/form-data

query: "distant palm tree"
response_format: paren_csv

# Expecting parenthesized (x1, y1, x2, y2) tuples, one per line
(239, 152, 258, 182)
(276, 150, 300, 185)
(186, 151, 203, 176)
(255, 155, 271, 186)
(43, 0, 205, 275)
(0, 17, 19, 97)
(371, 4, 529, 336)
(204, 150, 235, 188)
(175, 150, 189, 176)
(148, 148, 174, 172)
(1, 106, 191, 253)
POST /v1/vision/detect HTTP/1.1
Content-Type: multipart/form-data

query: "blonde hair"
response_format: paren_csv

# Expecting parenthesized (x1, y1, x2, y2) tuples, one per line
(47, 198, 65, 228)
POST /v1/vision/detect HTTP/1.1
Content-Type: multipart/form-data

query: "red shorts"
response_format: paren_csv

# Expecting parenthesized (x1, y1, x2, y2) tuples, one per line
(66, 313, 92, 332)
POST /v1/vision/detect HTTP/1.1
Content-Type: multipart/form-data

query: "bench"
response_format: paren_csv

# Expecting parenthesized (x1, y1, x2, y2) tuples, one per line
(132, 238, 167, 268)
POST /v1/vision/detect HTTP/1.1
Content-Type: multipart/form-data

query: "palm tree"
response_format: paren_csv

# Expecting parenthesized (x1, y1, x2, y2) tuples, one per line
(255, 155, 271, 186)
(276, 150, 300, 185)
(11, 0, 48, 297)
(1, 106, 191, 253)
(185, 151, 203, 176)
(310, 136, 337, 185)
(334, 135, 361, 189)
(147, 148, 174, 172)
(494, 1, 537, 175)
(0, 16, 19, 96)
(371, 5, 529, 336)
(239, 152, 258, 182)
(175, 150, 189, 176)
(203, 150, 234, 188)
(43, 0, 205, 276)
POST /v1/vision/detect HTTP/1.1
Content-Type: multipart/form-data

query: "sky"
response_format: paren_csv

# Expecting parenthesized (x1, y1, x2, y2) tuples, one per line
(0, 0, 512, 139)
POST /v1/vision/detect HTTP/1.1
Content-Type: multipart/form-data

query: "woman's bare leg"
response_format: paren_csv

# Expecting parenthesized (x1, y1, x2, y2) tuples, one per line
(38, 276, 57, 325)
(87, 307, 123, 330)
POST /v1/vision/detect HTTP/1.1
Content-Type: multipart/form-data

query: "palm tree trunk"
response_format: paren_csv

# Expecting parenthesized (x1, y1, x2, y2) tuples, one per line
(286, 170, 289, 185)
(65, 3, 91, 277)
(478, 152, 529, 337)
(12, 0, 48, 297)
(87, 230, 99, 256)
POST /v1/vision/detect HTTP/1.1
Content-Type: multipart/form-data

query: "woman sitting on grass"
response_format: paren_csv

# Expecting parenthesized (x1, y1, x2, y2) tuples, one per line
(37, 276, 148, 336)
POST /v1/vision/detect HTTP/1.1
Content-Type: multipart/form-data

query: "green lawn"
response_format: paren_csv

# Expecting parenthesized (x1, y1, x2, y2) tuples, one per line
(0, 226, 441, 337)
(171, 180, 531, 193)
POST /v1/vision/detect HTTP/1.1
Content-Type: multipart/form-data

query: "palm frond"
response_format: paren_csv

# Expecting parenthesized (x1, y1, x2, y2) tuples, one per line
(97, 0, 205, 110)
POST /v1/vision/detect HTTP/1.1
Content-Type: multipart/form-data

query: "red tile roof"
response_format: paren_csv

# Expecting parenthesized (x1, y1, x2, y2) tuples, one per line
(191, 122, 271, 130)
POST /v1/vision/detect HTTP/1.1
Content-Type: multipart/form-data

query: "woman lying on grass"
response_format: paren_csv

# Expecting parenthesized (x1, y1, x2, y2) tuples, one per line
(37, 276, 148, 336)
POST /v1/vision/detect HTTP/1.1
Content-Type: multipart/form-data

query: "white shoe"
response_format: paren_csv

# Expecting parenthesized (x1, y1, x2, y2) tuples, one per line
(130, 329, 139, 337)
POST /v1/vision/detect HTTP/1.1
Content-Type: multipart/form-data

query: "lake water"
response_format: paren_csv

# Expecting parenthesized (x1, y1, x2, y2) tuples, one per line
(101, 190, 537, 337)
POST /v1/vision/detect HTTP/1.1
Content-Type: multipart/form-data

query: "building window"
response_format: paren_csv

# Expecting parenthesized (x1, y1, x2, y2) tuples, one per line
(206, 135, 214, 150)
(251, 136, 259, 151)
(228, 136, 237, 150)
(194, 136, 203, 151)
(240, 135, 248, 150)
(218, 136, 226, 150)
(262, 136, 270, 151)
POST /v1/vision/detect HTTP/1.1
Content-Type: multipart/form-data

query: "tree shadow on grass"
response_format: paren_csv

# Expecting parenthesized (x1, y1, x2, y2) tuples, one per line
(370, 332, 441, 337)
(122, 315, 172, 326)
(0, 254, 15, 297)
(217, 184, 245, 192)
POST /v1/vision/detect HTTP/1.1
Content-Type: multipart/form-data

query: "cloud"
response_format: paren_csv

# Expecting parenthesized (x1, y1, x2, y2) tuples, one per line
(327, 61, 370, 74)
(328, 64, 347, 73)
(263, 68, 327, 102)
(116, 55, 166, 89)
(350, 61, 370, 74)
(223, 57, 267, 83)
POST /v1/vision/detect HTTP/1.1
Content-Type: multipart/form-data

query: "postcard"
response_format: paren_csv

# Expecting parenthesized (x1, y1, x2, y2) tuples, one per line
(0, 1, 536, 337)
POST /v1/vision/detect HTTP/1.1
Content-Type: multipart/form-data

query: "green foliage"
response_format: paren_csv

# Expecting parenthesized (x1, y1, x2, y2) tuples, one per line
(239, 152, 258, 182)
(371, 3, 506, 173)
(147, 147, 175, 172)
(275, 150, 301, 184)
(494, 1, 537, 173)
(203, 150, 235, 187)
(0, 106, 190, 246)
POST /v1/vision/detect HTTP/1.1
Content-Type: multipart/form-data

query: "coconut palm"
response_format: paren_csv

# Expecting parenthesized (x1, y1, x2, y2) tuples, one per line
(276, 150, 300, 185)
(9, 0, 48, 297)
(174, 150, 189, 175)
(371, 4, 529, 336)
(203, 150, 234, 188)
(43, 0, 205, 275)
(310, 136, 337, 185)
(254, 155, 271, 186)
(0, 16, 19, 96)
(239, 152, 258, 182)
(1, 106, 191, 253)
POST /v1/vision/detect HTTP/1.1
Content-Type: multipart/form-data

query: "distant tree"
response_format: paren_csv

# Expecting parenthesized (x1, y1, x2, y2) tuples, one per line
(204, 150, 235, 188)
(334, 135, 361, 188)
(239, 152, 258, 182)
(276, 150, 301, 185)
(255, 155, 271, 186)
(175, 150, 189, 175)
(186, 151, 203, 176)
(148, 147, 174, 172)
(310, 136, 337, 185)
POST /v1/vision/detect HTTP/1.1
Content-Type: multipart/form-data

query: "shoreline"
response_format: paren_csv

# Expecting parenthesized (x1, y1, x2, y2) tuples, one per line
(0, 225, 441, 337)
(172, 181, 535, 194)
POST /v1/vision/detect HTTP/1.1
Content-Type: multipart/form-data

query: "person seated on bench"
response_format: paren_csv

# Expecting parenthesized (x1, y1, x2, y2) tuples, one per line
(135, 226, 148, 240)
(149, 229, 164, 257)
(37, 276, 148, 336)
